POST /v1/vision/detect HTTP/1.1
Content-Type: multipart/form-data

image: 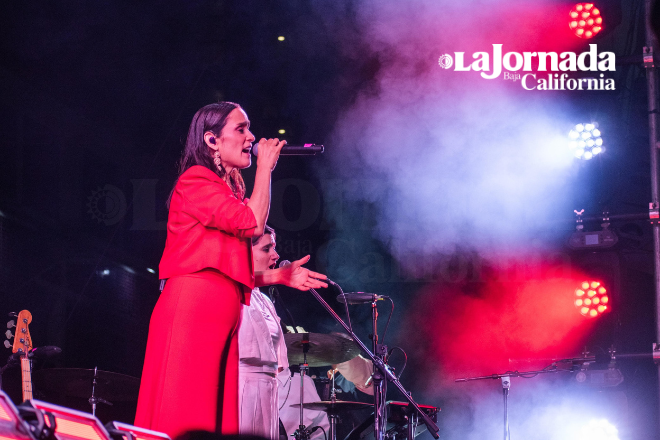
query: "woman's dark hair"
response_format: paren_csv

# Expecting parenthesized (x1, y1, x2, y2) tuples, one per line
(251, 225, 275, 246)
(169, 101, 246, 204)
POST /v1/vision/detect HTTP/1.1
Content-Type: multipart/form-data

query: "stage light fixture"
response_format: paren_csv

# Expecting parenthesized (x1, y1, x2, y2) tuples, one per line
(569, 3, 603, 39)
(574, 281, 609, 317)
(569, 123, 604, 160)
(105, 422, 171, 440)
(0, 391, 33, 440)
(24, 400, 110, 440)
(277, 36, 285, 41)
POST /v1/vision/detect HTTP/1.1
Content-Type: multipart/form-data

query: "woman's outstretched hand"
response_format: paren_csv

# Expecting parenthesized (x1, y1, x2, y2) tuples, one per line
(280, 255, 328, 291)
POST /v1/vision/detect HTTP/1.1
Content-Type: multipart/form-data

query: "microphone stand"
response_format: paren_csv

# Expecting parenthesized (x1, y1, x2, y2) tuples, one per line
(371, 297, 387, 440)
(307, 287, 440, 440)
(457, 347, 660, 440)
(455, 365, 582, 440)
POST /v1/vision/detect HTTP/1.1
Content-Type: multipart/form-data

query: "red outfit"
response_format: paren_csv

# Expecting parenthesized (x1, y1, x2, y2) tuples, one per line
(135, 165, 257, 438)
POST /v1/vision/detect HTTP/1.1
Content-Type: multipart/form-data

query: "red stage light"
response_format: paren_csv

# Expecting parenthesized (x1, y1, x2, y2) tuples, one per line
(569, 3, 603, 39)
(575, 281, 609, 317)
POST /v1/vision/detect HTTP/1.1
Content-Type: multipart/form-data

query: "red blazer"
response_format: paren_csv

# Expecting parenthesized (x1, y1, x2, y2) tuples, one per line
(159, 165, 257, 303)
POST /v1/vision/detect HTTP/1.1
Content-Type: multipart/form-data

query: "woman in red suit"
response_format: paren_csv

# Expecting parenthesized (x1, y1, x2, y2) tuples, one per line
(135, 102, 327, 438)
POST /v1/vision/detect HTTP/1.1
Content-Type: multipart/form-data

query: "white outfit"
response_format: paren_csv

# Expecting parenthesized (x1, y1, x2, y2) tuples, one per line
(239, 288, 288, 440)
(238, 288, 328, 440)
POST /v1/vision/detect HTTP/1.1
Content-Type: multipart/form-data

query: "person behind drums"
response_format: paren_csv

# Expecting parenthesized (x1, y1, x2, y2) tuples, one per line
(135, 102, 327, 438)
(328, 355, 374, 398)
(239, 225, 329, 440)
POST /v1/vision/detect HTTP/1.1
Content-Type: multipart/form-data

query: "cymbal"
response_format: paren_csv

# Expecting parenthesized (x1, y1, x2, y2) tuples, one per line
(284, 333, 360, 367)
(31, 368, 140, 401)
(290, 400, 373, 413)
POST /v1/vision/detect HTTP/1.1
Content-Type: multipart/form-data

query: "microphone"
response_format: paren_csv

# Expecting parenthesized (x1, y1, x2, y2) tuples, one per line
(252, 144, 324, 156)
(336, 292, 385, 305)
(279, 260, 291, 268)
(29, 346, 62, 359)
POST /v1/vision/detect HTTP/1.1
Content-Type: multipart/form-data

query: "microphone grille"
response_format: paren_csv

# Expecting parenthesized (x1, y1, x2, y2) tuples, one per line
(278, 260, 291, 268)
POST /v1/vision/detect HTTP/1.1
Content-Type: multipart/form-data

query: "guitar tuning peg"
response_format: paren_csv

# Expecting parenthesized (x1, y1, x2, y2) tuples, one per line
(6, 320, 15, 329)
(3, 340, 10, 349)
(5, 330, 13, 339)
(8, 312, 17, 318)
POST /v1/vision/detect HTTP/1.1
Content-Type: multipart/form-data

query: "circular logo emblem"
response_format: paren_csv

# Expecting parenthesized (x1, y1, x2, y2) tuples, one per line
(87, 184, 127, 225)
(438, 54, 453, 69)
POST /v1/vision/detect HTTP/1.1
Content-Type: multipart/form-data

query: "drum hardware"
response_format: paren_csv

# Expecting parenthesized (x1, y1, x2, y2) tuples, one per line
(292, 333, 313, 440)
(30, 367, 139, 418)
(343, 401, 439, 440)
(31, 368, 140, 402)
(290, 401, 373, 440)
(303, 285, 439, 440)
(284, 333, 360, 367)
(88, 367, 112, 416)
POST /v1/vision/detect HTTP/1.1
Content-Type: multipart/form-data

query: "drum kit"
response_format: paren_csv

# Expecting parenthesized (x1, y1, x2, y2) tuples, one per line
(283, 331, 438, 440)
(280, 289, 440, 440)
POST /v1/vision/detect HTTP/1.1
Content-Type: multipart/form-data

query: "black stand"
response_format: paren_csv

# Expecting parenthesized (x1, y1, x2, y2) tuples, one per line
(371, 298, 387, 440)
(455, 367, 573, 440)
(308, 287, 439, 440)
(88, 366, 112, 416)
(293, 335, 312, 440)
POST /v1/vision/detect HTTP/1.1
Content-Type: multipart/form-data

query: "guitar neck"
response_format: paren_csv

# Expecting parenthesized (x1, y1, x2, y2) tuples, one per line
(20, 357, 33, 401)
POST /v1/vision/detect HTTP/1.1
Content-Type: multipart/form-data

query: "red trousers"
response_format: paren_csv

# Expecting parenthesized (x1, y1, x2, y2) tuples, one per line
(135, 270, 242, 438)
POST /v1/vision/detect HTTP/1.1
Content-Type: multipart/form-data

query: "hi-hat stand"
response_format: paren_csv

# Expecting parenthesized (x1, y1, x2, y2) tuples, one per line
(293, 335, 313, 440)
(309, 286, 439, 440)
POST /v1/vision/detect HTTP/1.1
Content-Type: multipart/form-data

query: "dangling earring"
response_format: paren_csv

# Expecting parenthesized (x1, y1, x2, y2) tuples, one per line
(213, 151, 222, 170)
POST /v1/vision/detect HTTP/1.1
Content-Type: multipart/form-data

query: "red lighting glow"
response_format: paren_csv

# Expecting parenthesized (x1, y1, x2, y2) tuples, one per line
(575, 281, 608, 317)
(405, 260, 599, 378)
(570, 3, 603, 38)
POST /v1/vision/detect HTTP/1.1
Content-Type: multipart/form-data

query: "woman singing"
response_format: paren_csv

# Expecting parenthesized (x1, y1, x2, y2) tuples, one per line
(135, 102, 327, 438)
